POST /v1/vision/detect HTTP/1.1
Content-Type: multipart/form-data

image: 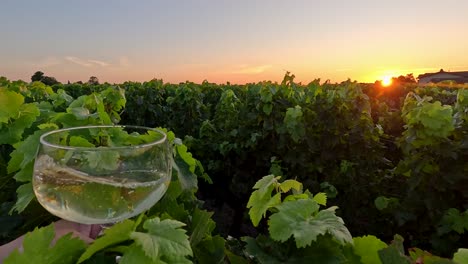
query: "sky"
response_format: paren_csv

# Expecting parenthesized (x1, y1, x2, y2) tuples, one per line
(1, 0, 468, 84)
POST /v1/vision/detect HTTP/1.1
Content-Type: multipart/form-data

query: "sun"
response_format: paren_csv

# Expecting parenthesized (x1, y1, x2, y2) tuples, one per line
(381, 76, 393, 87)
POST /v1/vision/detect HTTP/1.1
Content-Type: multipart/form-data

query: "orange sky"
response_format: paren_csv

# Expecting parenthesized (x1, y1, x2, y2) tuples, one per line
(1, 1, 467, 84)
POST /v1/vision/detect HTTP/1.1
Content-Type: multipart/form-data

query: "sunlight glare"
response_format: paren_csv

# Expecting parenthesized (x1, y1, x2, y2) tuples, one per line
(381, 76, 392, 86)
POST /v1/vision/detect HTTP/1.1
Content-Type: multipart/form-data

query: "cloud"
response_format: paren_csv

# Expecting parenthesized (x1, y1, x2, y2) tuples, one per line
(65, 56, 111, 67)
(65, 56, 93, 67)
(232, 64, 272, 74)
(88, 59, 110, 67)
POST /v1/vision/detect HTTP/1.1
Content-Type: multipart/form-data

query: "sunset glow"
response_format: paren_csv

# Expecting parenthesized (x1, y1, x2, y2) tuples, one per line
(1, 1, 468, 84)
(381, 76, 393, 87)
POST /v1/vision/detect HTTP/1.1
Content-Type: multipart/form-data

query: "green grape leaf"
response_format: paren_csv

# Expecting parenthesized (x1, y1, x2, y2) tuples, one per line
(189, 208, 215, 247)
(353, 235, 387, 264)
(173, 144, 198, 190)
(408, 248, 453, 264)
(8, 127, 56, 174)
(279, 179, 302, 193)
(289, 235, 351, 263)
(160, 128, 176, 143)
(196, 159, 212, 184)
(7, 151, 24, 176)
(421, 103, 453, 131)
(283, 106, 305, 142)
(193, 235, 226, 264)
(375, 196, 389, 211)
(119, 244, 154, 264)
(284, 193, 309, 202)
(85, 151, 120, 171)
(175, 144, 196, 173)
(269, 156, 283, 176)
(313, 192, 327, 206)
(4, 224, 86, 264)
(139, 130, 165, 144)
(46, 234, 87, 264)
(69, 136, 95, 147)
(5, 224, 53, 263)
(342, 244, 363, 264)
(263, 104, 273, 115)
(78, 220, 135, 263)
(253, 175, 280, 197)
(0, 89, 24, 124)
(439, 208, 468, 234)
(378, 235, 411, 264)
(148, 179, 189, 221)
(52, 89, 74, 107)
(378, 247, 412, 264)
(260, 89, 273, 102)
(453, 248, 468, 264)
(70, 107, 92, 120)
(101, 87, 126, 112)
(94, 95, 112, 124)
(225, 250, 250, 264)
(320, 182, 338, 198)
(130, 217, 192, 262)
(0, 103, 40, 145)
(11, 183, 35, 213)
(390, 234, 405, 254)
(13, 161, 33, 182)
(160, 255, 193, 264)
(37, 122, 60, 130)
(242, 236, 282, 264)
(164, 174, 183, 200)
(37, 100, 54, 113)
(53, 112, 89, 128)
(247, 188, 281, 227)
(268, 200, 352, 247)
(246, 178, 284, 227)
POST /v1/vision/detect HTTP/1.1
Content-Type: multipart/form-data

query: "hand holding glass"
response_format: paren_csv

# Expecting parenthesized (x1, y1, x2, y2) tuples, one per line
(33, 126, 171, 224)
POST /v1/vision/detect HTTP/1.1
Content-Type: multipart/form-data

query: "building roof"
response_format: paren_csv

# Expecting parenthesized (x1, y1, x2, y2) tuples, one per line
(418, 69, 468, 79)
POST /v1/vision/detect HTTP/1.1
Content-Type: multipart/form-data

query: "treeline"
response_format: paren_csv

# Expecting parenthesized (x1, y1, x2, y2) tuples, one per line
(29, 71, 100, 86)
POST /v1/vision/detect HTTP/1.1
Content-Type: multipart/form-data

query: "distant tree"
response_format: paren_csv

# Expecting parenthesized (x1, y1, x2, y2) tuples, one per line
(393, 74, 416, 84)
(75, 81, 83, 85)
(88, 76, 99, 85)
(31, 71, 61, 86)
(31, 71, 44, 82)
(41, 76, 59, 86)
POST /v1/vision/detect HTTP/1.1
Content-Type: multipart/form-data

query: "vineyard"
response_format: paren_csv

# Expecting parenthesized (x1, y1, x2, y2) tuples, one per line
(0, 74, 467, 263)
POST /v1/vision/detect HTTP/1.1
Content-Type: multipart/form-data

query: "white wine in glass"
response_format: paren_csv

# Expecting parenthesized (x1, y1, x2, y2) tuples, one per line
(33, 125, 172, 224)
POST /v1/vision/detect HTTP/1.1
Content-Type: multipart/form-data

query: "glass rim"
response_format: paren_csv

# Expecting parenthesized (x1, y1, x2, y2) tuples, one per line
(39, 125, 168, 151)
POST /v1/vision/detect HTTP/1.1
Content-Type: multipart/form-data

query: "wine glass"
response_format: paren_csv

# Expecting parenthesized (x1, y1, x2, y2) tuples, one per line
(32, 125, 172, 224)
